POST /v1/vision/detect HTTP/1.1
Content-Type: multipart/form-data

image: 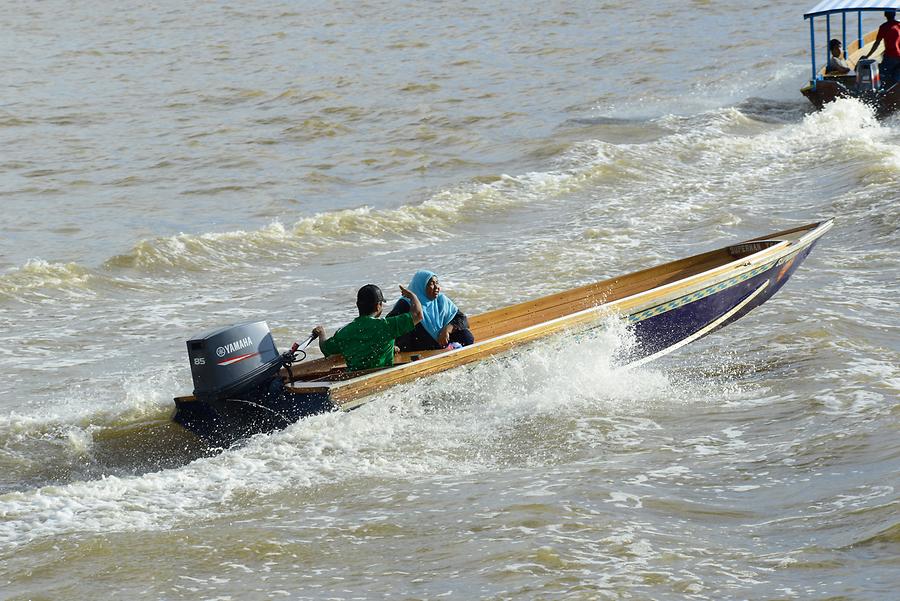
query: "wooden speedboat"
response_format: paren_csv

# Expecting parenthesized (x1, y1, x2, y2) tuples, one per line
(173, 220, 833, 445)
(801, 2, 900, 117)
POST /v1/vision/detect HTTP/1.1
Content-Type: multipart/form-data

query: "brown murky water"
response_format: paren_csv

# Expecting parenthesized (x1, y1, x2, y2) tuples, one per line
(1, 1, 898, 599)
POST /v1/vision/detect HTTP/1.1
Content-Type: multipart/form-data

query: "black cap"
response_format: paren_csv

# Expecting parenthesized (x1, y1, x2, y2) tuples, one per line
(356, 284, 385, 314)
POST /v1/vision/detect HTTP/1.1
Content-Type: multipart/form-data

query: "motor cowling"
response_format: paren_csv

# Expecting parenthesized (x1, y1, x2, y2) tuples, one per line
(187, 321, 283, 402)
(856, 59, 880, 91)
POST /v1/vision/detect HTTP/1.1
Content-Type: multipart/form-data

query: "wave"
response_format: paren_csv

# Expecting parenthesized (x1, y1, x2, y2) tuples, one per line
(0, 260, 98, 302)
(844, 521, 900, 547)
(8, 100, 884, 295)
(105, 221, 298, 271)
(7, 100, 900, 298)
(0, 367, 205, 495)
(8, 99, 896, 294)
(103, 156, 618, 271)
(0, 258, 157, 305)
(0, 412, 207, 496)
(582, 100, 893, 218)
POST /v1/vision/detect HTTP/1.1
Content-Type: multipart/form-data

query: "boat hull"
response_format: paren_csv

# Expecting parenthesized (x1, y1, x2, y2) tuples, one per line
(173, 386, 332, 445)
(802, 79, 900, 118)
(627, 239, 818, 363)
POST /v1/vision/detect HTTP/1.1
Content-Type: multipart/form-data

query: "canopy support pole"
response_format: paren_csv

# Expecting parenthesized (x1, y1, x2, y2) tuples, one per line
(842, 12, 847, 58)
(859, 11, 863, 53)
(827, 14, 832, 69)
(810, 16, 818, 86)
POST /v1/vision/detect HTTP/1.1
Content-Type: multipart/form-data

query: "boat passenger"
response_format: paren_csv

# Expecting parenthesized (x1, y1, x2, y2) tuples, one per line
(861, 11, 900, 86)
(826, 39, 851, 75)
(312, 283, 423, 371)
(386, 270, 475, 351)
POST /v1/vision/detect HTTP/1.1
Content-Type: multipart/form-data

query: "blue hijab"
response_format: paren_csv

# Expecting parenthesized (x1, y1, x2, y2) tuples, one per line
(404, 270, 458, 341)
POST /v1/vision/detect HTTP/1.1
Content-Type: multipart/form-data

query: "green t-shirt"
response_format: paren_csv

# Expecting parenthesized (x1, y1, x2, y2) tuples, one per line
(320, 313, 414, 371)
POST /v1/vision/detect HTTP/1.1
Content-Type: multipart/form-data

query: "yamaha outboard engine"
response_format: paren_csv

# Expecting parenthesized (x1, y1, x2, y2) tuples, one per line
(856, 59, 880, 91)
(183, 321, 292, 440)
(187, 320, 283, 402)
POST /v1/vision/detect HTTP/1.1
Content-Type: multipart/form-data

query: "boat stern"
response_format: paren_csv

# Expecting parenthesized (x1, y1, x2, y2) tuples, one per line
(173, 385, 334, 446)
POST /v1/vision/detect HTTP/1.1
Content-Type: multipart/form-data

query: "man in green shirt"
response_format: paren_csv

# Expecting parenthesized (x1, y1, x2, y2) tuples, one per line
(312, 283, 423, 371)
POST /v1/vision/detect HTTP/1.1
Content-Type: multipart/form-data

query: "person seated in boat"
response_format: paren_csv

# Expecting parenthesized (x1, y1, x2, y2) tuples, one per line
(826, 39, 851, 75)
(386, 270, 475, 351)
(312, 283, 423, 371)
(861, 11, 900, 86)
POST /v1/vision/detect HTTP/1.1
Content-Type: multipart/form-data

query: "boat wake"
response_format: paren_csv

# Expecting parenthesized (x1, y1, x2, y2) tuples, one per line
(0, 387, 210, 496)
(733, 97, 811, 124)
(0, 320, 735, 552)
(0, 413, 209, 494)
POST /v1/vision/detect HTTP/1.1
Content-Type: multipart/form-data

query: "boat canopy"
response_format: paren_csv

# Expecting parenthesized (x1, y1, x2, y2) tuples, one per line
(806, 1, 900, 19)
(804, 1, 900, 82)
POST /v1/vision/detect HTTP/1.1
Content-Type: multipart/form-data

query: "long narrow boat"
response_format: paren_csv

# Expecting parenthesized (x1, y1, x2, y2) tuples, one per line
(801, 1, 900, 117)
(174, 220, 833, 445)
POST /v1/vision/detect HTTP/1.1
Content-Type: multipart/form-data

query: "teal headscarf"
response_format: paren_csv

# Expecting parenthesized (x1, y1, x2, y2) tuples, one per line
(405, 270, 459, 341)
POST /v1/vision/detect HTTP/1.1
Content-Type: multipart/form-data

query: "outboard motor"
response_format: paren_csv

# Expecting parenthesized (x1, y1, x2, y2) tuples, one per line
(176, 321, 326, 445)
(187, 320, 284, 403)
(856, 59, 880, 91)
(186, 320, 297, 435)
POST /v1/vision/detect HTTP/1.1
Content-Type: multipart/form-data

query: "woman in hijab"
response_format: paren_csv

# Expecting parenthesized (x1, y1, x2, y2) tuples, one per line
(387, 270, 475, 351)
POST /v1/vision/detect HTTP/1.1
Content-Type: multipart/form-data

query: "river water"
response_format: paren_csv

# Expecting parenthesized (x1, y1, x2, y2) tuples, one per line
(1, 1, 898, 599)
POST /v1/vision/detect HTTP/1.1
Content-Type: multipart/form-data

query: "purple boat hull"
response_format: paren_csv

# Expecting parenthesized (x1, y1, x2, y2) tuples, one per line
(627, 238, 820, 363)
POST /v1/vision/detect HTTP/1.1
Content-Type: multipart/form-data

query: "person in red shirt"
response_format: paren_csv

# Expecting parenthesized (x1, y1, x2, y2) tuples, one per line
(862, 11, 900, 86)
